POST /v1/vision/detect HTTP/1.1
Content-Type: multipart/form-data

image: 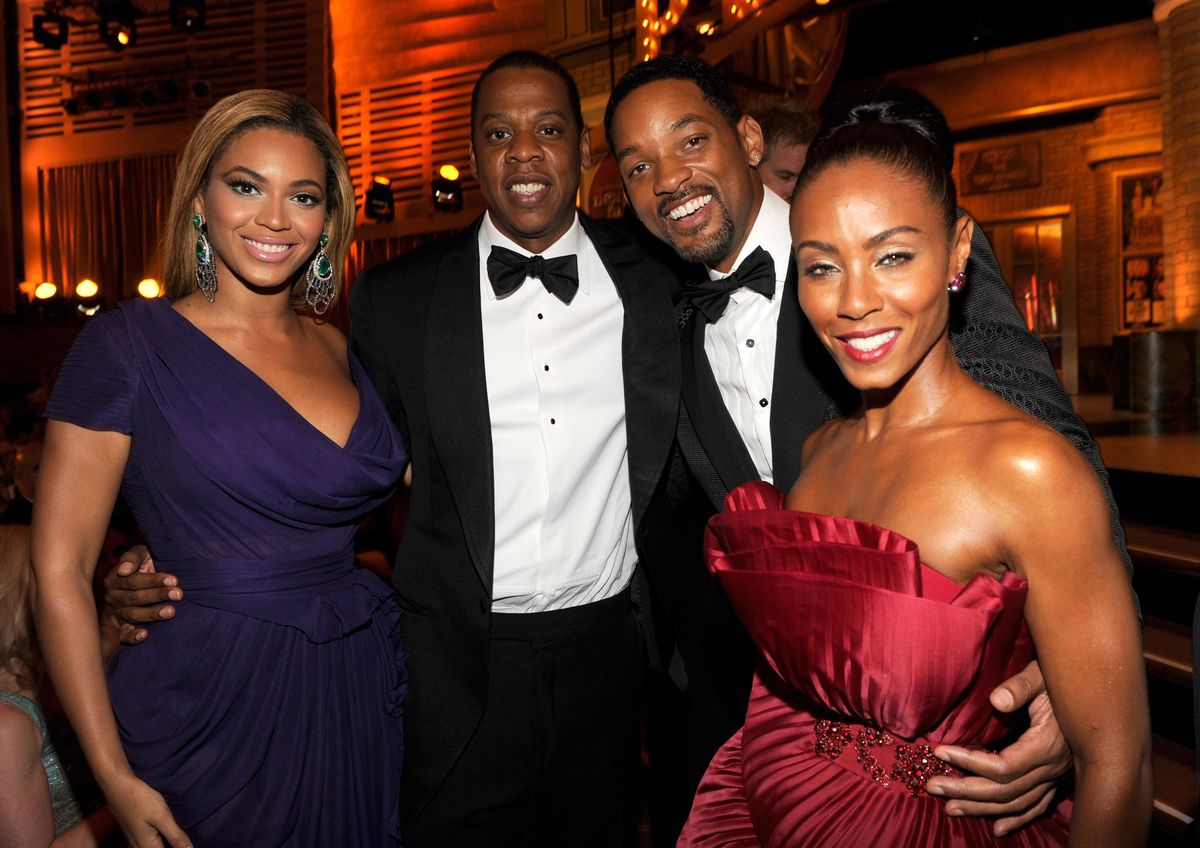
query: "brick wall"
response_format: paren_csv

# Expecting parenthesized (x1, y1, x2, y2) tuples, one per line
(955, 98, 1162, 351)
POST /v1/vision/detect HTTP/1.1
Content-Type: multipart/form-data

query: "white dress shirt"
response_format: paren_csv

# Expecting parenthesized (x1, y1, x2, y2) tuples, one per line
(478, 212, 636, 613)
(702, 189, 793, 483)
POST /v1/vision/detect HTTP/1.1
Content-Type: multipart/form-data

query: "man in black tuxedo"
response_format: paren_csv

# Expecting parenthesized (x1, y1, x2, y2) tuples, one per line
(606, 57, 1131, 841)
(348, 52, 680, 845)
(103, 52, 680, 846)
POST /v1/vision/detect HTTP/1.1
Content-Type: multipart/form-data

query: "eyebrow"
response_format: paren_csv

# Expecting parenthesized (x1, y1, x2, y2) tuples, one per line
(616, 113, 709, 162)
(479, 108, 569, 125)
(795, 226, 923, 255)
(223, 166, 323, 192)
(794, 238, 838, 253)
(865, 225, 921, 247)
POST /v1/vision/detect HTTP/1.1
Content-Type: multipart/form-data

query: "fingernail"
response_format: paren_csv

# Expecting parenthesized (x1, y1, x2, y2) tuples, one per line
(136, 631, 147, 641)
(163, 576, 177, 587)
(925, 784, 944, 797)
(160, 608, 175, 619)
(168, 589, 182, 601)
(994, 690, 1014, 710)
(946, 808, 963, 817)
(995, 826, 1009, 837)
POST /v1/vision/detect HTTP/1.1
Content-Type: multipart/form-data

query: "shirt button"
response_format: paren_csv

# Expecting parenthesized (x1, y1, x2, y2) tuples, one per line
(746, 338, 755, 348)
(537, 313, 544, 320)
(544, 364, 549, 371)
(550, 418, 556, 424)
(759, 398, 769, 408)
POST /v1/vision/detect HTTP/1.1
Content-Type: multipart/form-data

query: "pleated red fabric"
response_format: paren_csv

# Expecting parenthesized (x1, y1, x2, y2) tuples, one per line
(679, 482, 1071, 847)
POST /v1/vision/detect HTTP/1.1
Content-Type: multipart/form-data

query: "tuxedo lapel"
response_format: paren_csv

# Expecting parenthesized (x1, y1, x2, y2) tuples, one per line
(770, 259, 834, 491)
(679, 308, 761, 494)
(582, 215, 678, 530)
(424, 224, 495, 593)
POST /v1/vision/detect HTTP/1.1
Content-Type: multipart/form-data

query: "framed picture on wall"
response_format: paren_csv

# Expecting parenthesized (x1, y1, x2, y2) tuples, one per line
(1117, 170, 1163, 329)
(1119, 172, 1163, 251)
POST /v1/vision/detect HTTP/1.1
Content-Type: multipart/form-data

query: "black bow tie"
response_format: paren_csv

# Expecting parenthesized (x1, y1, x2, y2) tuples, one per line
(686, 246, 777, 323)
(487, 245, 579, 305)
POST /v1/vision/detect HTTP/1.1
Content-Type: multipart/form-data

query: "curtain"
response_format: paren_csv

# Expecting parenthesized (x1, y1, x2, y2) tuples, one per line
(39, 154, 176, 308)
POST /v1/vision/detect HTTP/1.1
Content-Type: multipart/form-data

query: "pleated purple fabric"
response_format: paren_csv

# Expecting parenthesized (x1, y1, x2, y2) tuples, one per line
(46, 298, 408, 846)
(679, 482, 1071, 847)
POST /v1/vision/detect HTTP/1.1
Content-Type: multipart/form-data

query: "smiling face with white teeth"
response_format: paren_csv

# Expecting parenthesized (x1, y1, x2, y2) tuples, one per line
(610, 77, 763, 273)
(195, 127, 327, 295)
(470, 67, 591, 255)
(791, 156, 972, 396)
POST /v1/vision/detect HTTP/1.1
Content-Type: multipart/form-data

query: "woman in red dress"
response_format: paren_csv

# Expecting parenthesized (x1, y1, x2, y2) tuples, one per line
(679, 86, 1151, 847)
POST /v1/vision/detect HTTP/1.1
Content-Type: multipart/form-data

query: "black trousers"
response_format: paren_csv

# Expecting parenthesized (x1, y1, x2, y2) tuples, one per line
(406, 590, 641, 848)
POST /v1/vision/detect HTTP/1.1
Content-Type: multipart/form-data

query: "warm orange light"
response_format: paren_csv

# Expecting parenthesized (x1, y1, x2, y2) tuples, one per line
(816, 0, 830, 5)
(438, 164, 460, 181)
(117, 30, 131, 45)
(76, 279, 99, 298)
(35, 282, 57, 300)
(373, 175, 391, 186)
(639, 0, 688, 62)
(138, 278, 162, 298)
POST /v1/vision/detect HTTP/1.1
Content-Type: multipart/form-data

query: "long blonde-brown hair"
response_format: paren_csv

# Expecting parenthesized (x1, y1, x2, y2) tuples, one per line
(0, 525, 38, 692)
(162, 89, 356, 310)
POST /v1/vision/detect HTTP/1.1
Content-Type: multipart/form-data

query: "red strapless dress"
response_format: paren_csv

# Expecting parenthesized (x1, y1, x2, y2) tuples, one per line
(678, 482, 1072, 847)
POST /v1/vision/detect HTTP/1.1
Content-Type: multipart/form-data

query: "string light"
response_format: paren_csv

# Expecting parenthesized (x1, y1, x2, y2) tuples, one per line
(638, 0, 689, 61)
(138, 278, 162, 298)
(34, 282, 57, 300)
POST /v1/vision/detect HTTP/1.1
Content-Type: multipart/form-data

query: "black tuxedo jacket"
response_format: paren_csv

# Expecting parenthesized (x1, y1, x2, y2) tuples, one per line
(349, 213, 680, 819)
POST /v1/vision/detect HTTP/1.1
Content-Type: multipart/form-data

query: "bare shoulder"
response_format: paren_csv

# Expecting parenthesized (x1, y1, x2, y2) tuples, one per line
(970, 412, 1112, 569)
(977, 414, 1095, 497)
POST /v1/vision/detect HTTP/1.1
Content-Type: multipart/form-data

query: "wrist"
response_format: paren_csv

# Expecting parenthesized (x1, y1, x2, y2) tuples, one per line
(94, 761, 138, 795)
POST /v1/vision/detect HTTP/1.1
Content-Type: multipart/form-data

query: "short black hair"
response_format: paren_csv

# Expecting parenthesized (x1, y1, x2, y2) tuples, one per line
(471, 51, 584, 136)
(746, 95, 818, 158)
(798, 84, 957, 232)
(603, 56, 740, 150)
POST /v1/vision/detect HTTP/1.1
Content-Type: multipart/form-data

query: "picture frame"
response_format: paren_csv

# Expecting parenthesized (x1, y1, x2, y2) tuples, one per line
(1117, 170, 1163, 329)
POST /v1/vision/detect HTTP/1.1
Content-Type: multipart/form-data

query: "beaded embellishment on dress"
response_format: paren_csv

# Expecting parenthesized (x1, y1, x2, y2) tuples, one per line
(814, 717, 960, 797)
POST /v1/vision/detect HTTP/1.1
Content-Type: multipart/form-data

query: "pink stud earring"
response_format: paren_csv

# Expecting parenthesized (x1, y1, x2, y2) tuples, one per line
(947, 271, 966, 293)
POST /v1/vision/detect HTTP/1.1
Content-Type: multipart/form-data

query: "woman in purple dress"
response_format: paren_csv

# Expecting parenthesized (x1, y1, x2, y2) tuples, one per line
(33, 91, 407, 847)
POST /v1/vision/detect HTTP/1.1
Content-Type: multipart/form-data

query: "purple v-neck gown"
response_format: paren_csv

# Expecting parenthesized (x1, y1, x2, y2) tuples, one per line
(46, 298, 408, 845)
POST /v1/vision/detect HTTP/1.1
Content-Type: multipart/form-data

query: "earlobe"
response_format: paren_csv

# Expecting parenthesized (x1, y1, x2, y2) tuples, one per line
(468, 142, 478, 182)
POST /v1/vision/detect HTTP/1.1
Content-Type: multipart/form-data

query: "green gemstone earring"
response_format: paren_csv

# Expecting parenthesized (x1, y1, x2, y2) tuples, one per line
(193, 213, 217, 302)
(305, 233, 334, 315)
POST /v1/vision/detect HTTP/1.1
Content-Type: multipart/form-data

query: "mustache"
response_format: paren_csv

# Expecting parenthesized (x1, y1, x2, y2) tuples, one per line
(656, 184, 721, 219)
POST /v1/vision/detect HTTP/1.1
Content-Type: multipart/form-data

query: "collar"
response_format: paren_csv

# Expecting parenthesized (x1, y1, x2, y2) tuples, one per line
(706, 189, 792, 294)
(479, 211, 590, 300)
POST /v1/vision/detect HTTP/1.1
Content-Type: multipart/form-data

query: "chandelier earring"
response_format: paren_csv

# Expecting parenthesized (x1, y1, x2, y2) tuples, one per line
(193, 213, 218, 303)
(305, 233, 335, 315)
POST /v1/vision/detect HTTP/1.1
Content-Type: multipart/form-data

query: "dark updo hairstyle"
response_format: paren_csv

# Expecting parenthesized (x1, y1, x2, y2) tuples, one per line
(797, 84, 957, 234)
